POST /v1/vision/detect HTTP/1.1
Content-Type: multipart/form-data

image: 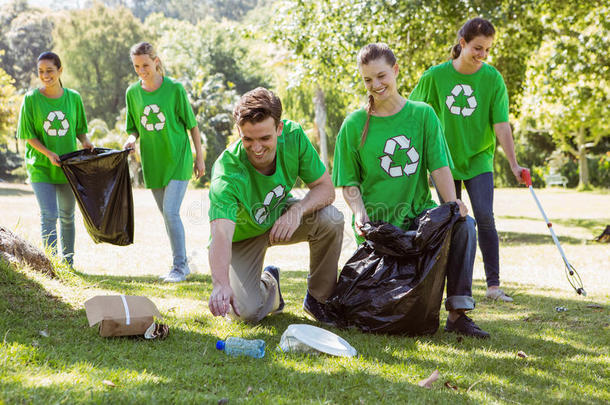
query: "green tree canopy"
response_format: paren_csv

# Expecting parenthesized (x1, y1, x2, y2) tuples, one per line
(518, 4, 610, 187)
(52, 2, 147, 126)
(0, 0, 54, 89)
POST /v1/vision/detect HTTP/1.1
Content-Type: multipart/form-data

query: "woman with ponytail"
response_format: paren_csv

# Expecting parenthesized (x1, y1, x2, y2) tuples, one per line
(17, 51, 93, 267)
(123, 42, 205, 283)
(333, 43, 489, 338)
(410, 18, 526, 302)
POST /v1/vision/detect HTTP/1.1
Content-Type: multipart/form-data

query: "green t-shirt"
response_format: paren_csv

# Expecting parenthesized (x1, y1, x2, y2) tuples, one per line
(17, 88, 88, 184)
(209, 120, 326, 242)
(333, 101, 451, 243)
(409, 61, 509, 180)
(125, 76, 197, 188)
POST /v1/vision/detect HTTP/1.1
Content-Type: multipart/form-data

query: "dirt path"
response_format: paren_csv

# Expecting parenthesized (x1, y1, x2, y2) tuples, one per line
(1, 182, 608, 296)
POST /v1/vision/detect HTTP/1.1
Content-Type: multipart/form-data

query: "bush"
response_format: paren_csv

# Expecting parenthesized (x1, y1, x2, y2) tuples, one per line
(0, 148, 24, 182)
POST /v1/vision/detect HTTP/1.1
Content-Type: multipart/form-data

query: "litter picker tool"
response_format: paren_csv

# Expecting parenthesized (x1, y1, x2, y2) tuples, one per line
(521, 169, 586, 296)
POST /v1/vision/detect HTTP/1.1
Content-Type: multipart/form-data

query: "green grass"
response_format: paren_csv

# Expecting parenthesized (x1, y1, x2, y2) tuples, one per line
(1, 261, 608, 404)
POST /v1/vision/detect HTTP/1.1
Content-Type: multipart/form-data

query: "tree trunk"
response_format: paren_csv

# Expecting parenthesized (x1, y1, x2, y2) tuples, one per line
(577, 125, 589, 187)
(314, 86, 329, 168)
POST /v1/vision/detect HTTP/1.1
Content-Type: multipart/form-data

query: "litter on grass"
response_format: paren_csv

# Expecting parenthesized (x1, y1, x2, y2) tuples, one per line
(278, 324, 357, 357)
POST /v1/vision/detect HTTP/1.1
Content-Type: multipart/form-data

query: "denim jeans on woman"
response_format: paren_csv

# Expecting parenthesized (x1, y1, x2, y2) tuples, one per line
(31, 182, 76, 265)
(151, 179, 189, 274)
(435, 171, 501, 288)
(454, 172, 500, 288)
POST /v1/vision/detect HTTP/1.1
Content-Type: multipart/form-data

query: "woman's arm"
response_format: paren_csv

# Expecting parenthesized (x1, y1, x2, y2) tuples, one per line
(342, 186, 370, 237)
(26, 138, 60, 167)
(430, 166, 468, 217)
(494, 122, 526, 183)
(189, 126, 205, 179)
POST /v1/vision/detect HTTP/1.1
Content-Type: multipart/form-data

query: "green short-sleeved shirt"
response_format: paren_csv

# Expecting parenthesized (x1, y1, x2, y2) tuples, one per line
(125, 76, 197, 189)
(409, 61, 509, 180)
(332, 101, 451, 242)
(17, 88, 88, 184)
(209, 120, 326, 242)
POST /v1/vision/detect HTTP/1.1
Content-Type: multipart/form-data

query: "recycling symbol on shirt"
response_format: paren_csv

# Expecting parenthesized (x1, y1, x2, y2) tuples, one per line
(253, 184, 286, 224)
(378, 135, 420, 177)
(140, 104, 165, 131)
(43, 111, 69, 136)
(445, 84, 478, 117)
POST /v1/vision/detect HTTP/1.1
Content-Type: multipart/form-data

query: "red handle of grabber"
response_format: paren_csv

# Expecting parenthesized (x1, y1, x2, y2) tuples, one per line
(521, 168, 532, 187)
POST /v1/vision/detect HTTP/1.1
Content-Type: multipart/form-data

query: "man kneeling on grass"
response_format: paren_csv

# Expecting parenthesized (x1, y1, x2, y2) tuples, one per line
(207, 87, 344, 324)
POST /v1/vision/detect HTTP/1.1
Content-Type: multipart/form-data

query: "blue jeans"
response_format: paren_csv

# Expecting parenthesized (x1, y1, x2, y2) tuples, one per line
(454, 172, 500, 288)
(31, 182, 76, 265)
(445, 216, 477, 311)
(412, 210, 476, 311)
(151, 180, 188, 272)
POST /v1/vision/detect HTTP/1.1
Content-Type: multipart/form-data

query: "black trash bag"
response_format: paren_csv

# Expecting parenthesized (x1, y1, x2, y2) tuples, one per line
(60, 148, 134, 246)
(326, 203, 461, 336)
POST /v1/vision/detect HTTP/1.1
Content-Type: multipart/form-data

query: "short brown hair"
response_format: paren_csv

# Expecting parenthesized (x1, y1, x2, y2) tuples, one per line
(233, 87, 282, 127)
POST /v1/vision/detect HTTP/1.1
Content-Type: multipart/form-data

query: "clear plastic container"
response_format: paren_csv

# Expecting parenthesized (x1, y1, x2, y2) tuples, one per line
(216, 337, 265, 358)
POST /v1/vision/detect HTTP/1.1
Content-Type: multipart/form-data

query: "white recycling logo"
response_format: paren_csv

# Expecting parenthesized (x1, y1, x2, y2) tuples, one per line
(42, 111, 69, 136)
(254, 184, 286, 224)
(445, 84, 477, 117)
(140, 104, 165, 131)
(378, 135, 420, 177)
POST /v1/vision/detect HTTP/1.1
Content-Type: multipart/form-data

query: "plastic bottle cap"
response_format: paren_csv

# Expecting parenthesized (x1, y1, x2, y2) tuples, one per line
(216, 340, 225, 350)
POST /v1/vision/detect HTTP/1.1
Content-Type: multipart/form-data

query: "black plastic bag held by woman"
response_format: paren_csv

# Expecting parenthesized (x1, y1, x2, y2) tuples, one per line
(60, 148, 134, 245)
(326, 203, 461, 335)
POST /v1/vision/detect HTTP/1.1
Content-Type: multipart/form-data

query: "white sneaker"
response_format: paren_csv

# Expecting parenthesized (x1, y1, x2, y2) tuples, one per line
(486, 288, 514, 302)
(164, 268, 187, 283)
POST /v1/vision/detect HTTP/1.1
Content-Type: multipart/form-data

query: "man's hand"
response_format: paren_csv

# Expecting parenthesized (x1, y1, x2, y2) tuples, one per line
(270, 204, 303, 244)
(208, 283, 239, 317)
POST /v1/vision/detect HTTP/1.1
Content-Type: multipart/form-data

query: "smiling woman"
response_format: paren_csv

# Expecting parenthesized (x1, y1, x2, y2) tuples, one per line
(333, 43, 490, 338)
(16, 51, 94, 267)
(409, 18, 527, 302)
(122, 42, 205, 283)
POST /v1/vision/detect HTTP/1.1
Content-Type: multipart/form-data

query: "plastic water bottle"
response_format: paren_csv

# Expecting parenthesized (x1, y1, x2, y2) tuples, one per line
(216, 337, 265, 358)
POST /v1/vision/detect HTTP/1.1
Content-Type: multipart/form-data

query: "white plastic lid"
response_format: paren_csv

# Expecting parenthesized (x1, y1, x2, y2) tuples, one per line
(279, 324, 357, 357)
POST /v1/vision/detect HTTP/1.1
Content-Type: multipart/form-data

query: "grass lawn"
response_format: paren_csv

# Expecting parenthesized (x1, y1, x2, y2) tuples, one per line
(0, 184, 609, 403)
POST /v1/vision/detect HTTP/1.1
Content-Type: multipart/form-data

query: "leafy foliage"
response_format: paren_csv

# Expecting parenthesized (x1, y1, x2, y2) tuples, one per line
(52, 3, 147, 126)
(0, 66, 20, 147)
(147, 14, 269, 183)
(518, 4, 610, 186)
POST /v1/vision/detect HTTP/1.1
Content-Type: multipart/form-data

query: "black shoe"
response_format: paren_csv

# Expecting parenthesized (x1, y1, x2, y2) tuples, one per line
(303, 291, 334, 325)
(444, 314, 490, 339)
(264, 266, 284, 314)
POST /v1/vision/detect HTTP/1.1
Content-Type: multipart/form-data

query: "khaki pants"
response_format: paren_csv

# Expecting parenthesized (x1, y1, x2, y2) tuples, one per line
(229, 203, 344, 323)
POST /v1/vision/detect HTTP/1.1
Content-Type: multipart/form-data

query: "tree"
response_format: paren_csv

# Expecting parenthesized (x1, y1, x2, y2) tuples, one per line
(0, 65, 20, 148)
(270, 0, 546, 167)
(518, 5, 610, 187)
(4, 10, 54, 89)
(146, 13, 268, 183)
(53, 2, 147, 126)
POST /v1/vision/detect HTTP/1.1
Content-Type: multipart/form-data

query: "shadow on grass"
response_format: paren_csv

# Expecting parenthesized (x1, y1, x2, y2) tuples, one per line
(498, 215, 610, 234)
(1, 266, 608, 403)
(0, 186, 33, 197)
(498, 231, 585, 246)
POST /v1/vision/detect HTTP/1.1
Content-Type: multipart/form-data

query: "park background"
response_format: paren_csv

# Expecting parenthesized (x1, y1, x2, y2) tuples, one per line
(0, 0, 609, 190)
(0, 0, 609, 403)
